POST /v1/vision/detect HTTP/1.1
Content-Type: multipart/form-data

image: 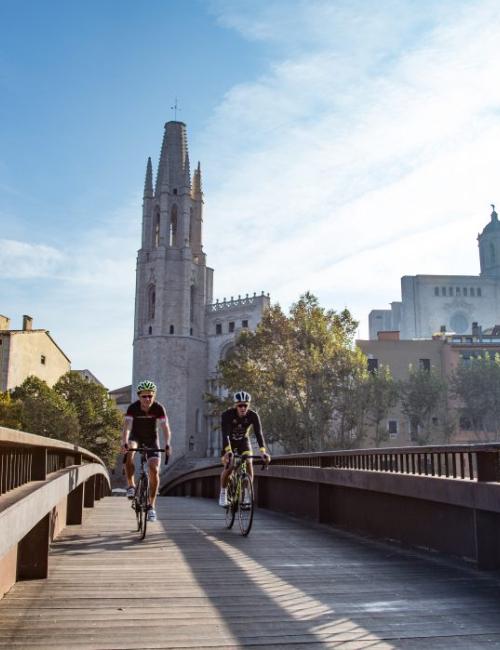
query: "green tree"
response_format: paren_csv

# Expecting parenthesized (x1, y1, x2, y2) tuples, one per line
(54, 371, 122, 465)
(364, 366, 399, 447)
(398, 366, 448, 445)
(214, 292, 366, 452)
(12, 376, 80, 443)
(451, 353, 500, 439)
(0, 391, 23, 430)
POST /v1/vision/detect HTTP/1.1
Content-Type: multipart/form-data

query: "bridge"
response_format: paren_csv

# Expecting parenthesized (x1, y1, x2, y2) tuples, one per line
(1, 428, 500, 648)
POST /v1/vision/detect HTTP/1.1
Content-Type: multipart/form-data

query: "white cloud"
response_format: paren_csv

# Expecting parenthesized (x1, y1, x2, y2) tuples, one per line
(200, 0, 500, 337)
(0, 239, 66, 278)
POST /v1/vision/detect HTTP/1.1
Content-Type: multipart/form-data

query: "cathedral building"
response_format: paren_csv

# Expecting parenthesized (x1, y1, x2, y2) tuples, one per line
(369, 206, 500, 339)
(132, 121, 270, 461)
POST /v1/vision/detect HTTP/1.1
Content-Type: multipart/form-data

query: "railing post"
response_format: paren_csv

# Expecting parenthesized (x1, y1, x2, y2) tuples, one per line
(67, 483, 84, 524)
(17, 513, 50, 579)
(476, 452, 500, 482)
(84, 475, 96, 508)
(31, 448, 47, 481)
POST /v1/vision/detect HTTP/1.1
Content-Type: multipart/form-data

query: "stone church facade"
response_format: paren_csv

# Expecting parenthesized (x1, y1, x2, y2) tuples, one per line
(369, 207, 500, 339)
(132, 121, 270, 461)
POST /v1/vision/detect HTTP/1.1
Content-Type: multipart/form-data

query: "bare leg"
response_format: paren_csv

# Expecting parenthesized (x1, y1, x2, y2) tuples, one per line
(148, 458, 160, 508)
(125, 442, 138, 487)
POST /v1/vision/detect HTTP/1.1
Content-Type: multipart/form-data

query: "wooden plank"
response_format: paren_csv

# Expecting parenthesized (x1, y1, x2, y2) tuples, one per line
(1, 496, 500, 648)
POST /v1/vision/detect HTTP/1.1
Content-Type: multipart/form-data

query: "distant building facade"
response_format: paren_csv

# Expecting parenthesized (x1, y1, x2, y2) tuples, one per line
(357, 327, 500, 445)
(0, 315, 71, 391)
(369, 207, 500, 339)
(132, 121, 270, 461)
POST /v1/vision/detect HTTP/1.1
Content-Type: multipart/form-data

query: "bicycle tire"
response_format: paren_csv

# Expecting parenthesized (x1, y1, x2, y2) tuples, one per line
(238, 475, 254, 536)
(139, 477, 150, 540)
(134, 488, 142, 532)
(225, 476, 237, 529)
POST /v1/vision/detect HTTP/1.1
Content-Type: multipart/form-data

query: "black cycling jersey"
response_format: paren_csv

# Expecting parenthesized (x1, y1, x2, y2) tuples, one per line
(221, 407, 265, 454)
(126, 400, 166, 446)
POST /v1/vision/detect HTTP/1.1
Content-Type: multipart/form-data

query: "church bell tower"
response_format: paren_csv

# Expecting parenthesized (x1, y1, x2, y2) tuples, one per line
(132, 121, 213, 459)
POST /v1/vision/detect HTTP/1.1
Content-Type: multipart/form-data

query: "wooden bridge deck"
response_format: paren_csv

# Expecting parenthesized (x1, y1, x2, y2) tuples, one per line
(1, 497, 500, 649)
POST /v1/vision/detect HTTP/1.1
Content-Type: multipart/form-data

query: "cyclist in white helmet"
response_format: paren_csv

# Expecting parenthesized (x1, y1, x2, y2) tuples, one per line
(121, 380, 172, 522)
(218, 390, 270, 507)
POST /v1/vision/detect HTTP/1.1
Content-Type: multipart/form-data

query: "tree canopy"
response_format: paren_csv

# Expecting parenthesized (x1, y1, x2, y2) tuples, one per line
(0, 372, 122, 466)
(215, 292, 366, 452)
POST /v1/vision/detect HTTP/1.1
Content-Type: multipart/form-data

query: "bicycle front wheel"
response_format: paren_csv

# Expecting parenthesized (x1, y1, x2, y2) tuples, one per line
(238, 475, 254, 536)
(225, 476, 236, 529)
(138, 477, 150, 540)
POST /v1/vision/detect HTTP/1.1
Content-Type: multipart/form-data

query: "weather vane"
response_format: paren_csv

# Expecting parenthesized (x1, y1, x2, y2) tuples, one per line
(171, 98, 181, 121)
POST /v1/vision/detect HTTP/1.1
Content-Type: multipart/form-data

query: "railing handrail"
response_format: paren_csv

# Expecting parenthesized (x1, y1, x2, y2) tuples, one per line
(0, 425, 105, 467)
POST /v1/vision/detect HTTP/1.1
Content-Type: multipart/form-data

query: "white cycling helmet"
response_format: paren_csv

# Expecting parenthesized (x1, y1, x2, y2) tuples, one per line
(136, 379, 157, 393)
(234, 390, 251, 403)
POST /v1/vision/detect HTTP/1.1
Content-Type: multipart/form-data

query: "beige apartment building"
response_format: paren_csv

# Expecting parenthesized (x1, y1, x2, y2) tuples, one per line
(357, 326, 500, 446)
(0, 315, 71, 392)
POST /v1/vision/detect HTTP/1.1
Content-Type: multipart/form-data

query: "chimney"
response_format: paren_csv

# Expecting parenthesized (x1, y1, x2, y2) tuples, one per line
(471, 322, 482, 338)
(440, 325, 446, 333)
(0, 315, 10, 330)
(22, 315, 33, 331)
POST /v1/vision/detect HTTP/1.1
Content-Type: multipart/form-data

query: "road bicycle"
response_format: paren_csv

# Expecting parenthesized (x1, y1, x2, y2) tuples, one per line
(127, 447, 166, 540)
(225, 453, 268, 536)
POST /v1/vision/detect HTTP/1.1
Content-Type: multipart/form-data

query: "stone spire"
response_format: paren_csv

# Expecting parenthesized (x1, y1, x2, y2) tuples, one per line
(143, 157, 153, 198)
(192, 161, 202, 197)
(155, 121, 190, 195)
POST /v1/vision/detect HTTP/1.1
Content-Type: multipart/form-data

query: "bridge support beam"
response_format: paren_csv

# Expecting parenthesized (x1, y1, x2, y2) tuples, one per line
(17, 513, 50, 580)
(67, 483, 84, 525)
(474, 510, 500, 569)
(84, 476, 96, 508)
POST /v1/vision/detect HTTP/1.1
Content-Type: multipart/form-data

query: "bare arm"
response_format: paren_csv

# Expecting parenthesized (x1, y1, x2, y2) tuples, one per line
(159, 417, 172, 457)
(121, 416, 133, 451)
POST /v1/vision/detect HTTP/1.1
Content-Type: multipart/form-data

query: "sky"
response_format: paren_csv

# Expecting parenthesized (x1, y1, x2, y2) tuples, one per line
(2, 0, 500, 389)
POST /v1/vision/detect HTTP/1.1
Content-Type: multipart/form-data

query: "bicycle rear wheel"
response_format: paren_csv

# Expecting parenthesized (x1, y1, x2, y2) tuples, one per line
(225, 476, 237, 529)
(134, 488, 142, 532)
(238, 475, 254, 536)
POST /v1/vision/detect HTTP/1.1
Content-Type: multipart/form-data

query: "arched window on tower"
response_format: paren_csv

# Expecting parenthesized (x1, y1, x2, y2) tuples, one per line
(169, 205, 178, 246)
(148, 285, 156, 320)
(189, 207, 193, 247)
(153, 208, 160, 248)
(190, 285, 195, 325)
(490, 242, 496, 264)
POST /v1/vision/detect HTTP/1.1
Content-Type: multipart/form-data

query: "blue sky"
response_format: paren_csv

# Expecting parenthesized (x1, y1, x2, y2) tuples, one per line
(2, 0, 500, 389)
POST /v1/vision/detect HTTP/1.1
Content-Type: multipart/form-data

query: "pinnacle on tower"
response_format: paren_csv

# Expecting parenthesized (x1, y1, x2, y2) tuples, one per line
(143, 157, 153, 198)
(192, 161, 202, 196)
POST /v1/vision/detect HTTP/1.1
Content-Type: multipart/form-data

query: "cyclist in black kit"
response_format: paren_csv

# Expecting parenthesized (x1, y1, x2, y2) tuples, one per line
(218, 390, 271, 507)
(121, 380, 172, 522)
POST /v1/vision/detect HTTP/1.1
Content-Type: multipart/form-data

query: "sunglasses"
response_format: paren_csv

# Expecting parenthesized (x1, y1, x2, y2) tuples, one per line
(140, 394, 154, 399)
(236, 403, 249, 408)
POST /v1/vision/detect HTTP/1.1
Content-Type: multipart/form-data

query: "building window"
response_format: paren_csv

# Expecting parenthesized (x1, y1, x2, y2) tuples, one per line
(448, 287, 453, 296)
(463, 287, 467, 296)
(388, 420, 398, 437)
(190, 327, 193, 336)
(367, 358, 378, 373)
(229, 321, 235, 333)
(477, 287, 482, 297)
(434, 287, 439, 296)
(173, 188, 177, 195)
(242, 320, 248, 328)
(169, 205, 178, 246)
(148, 285, 156, 320)
(40, 355, 46, 365)
(153, 209, 160, 248)
(419, 358, 431, 371)
(216, 323, 222, 335)
(169, 325, 174, 334)
(441, 287, 446, 296)
(456, 287, 461, 296)
(148, 326, 152, 335)
(470, 287, 475, 296)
